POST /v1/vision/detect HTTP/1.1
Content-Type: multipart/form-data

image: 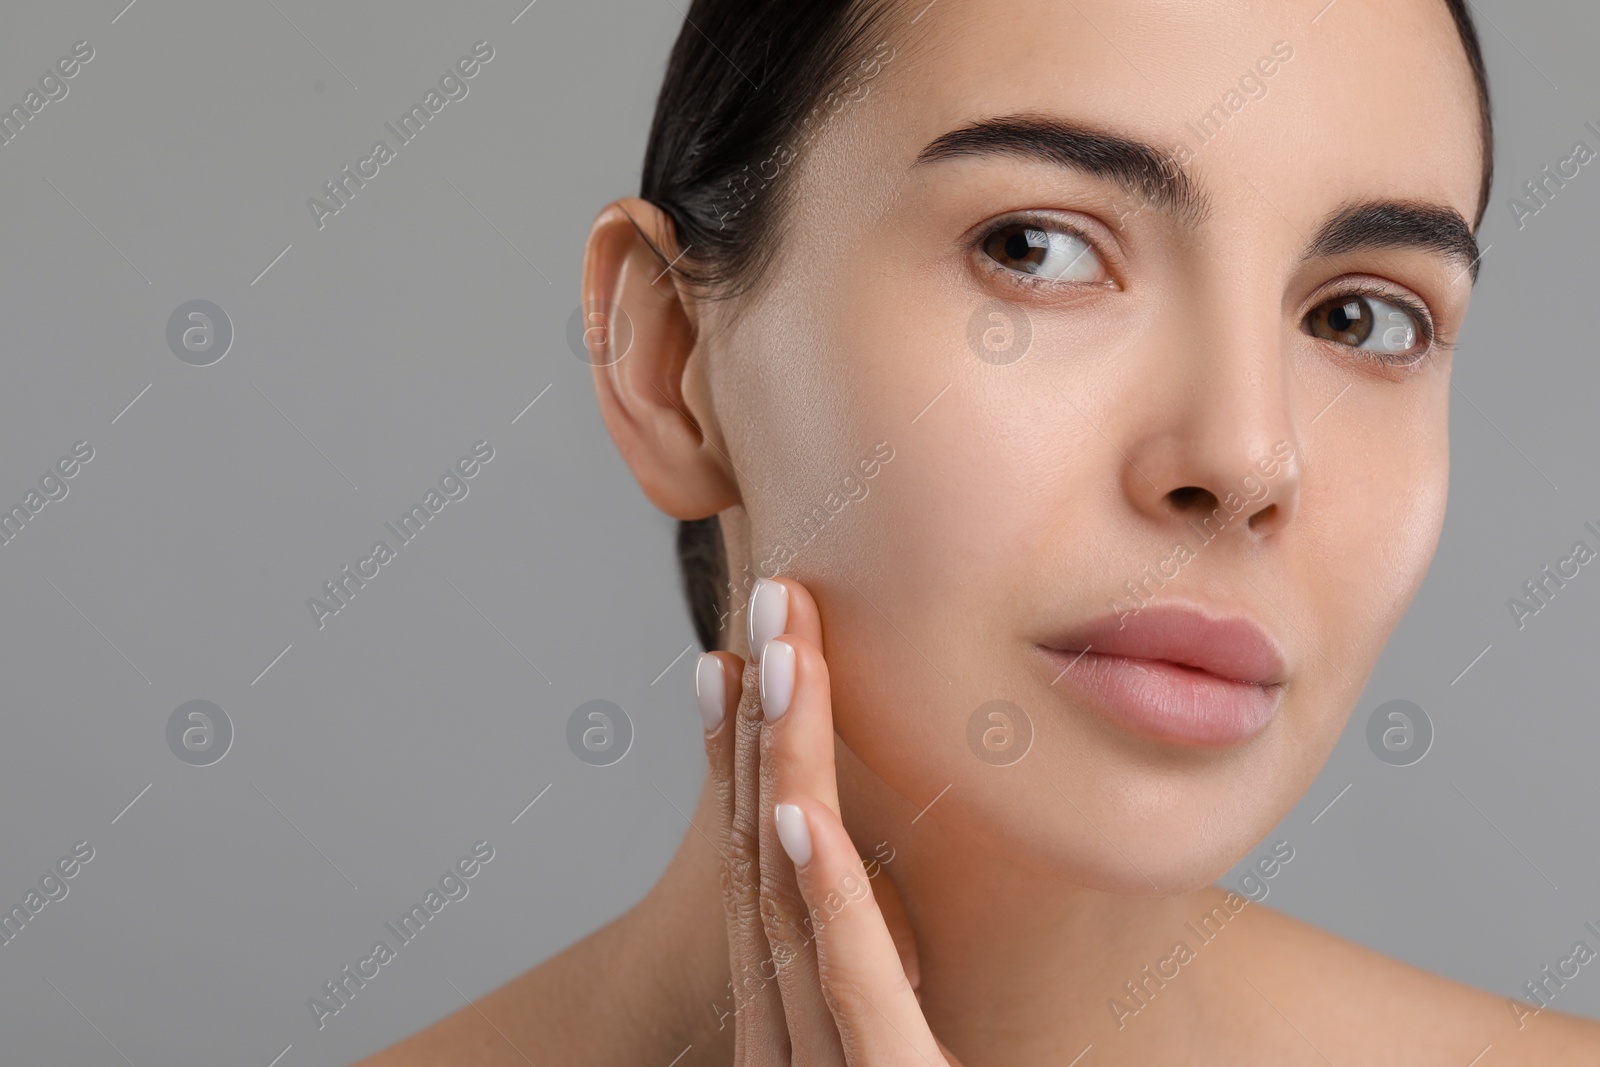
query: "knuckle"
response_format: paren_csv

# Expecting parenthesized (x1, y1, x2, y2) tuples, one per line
(767, 931, 807, 975)
(756, 878, 804, 935)
(716, 860, 741, 901)
(758, 862, 803, 904)
(733, 893, 766, 933)
(736, 663, 764, 719)
(721, 833, 760, 899)
(728, 957, 774, 1007)
(708, 755, 735, 804)
(726, 823, 760, 868)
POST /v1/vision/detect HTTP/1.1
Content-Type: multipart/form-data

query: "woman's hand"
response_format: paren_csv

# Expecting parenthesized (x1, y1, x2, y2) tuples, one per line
(696, 576, 962, 1065)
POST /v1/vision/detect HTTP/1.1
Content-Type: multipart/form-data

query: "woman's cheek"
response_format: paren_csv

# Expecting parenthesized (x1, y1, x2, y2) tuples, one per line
(1363, 467, 1448, 663)
(815, 438, 1038, 788)
(1307, 425, 1448, 695)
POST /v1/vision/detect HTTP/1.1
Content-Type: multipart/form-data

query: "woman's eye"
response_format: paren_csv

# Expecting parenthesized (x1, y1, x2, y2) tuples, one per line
(1304, 293, 1427, 360)
(981, 223, 1105, 283)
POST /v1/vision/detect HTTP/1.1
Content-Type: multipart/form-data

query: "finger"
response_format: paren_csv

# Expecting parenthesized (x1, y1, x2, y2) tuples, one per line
(750, 574, 824, 664)
(697, 650, 757, 1035)
(728, 651, 790, 1060)
(759, 578, 924, 993)
(775, 797, 946, 1065)
(753, 579, 836, 820)
(755, 627, 848, 1063)
(696, 648, 741, 752)
(695, 650, 743, 828)
(758, 633, 839, 839)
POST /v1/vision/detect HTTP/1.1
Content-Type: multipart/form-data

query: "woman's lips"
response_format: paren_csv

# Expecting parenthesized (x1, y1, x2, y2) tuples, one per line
(1035, 602, 1290, 746)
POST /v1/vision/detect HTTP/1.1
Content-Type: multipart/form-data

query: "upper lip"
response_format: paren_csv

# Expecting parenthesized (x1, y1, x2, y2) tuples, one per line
(1040, 602, 1289, 686)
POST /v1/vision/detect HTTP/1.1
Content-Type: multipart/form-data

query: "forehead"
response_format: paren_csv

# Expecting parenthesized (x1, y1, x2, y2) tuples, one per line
(835, 0, 1482, 225)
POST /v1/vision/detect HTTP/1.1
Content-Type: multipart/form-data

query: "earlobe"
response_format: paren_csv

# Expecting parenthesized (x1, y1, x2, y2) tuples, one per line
(581, 197, 741, 520)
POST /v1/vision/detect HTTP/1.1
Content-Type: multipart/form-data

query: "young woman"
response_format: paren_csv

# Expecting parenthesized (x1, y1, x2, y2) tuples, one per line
(363, 0, 1600, 1062)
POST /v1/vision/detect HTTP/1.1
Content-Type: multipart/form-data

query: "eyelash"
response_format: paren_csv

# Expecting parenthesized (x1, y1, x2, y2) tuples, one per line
(973, 216, 1452, 367)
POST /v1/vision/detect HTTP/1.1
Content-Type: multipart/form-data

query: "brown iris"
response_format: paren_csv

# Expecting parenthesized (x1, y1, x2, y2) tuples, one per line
(1307, 295, 1376, 347)
(984, 224, 1054, 274)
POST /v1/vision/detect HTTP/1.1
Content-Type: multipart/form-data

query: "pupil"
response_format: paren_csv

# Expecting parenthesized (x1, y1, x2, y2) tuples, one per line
(1004, 231, 1033, 260)
(1329, 300, 1364, 332)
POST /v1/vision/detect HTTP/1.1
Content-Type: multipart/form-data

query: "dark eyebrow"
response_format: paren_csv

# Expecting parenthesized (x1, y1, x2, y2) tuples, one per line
(1306, 201, 1482, 283)
(912, 113, 1207, 220)
(914, 117, 1481, 283)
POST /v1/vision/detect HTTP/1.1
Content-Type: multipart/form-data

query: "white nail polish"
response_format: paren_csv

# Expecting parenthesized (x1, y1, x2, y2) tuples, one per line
(695, 653, 724, 732)
(760, 638, 795, 721)
(774, 803, 812, 867)
(747, 578, 788, 663)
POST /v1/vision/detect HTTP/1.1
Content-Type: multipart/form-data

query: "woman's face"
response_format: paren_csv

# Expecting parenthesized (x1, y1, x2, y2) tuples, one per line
(700, 0, 1481, 891)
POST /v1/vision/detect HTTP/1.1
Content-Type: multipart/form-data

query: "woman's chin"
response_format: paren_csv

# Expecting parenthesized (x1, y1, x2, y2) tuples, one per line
(1013, 824, 1261, 898)
(869, 768, 1280, 898)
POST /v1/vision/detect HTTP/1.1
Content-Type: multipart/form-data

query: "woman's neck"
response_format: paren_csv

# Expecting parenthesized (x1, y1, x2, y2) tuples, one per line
(623, 739, 1249, 1065)
(830, 736, 1236, 1060)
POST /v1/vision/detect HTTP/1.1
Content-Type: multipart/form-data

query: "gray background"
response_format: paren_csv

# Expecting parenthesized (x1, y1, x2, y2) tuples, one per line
(0, 1, 1593, 1063)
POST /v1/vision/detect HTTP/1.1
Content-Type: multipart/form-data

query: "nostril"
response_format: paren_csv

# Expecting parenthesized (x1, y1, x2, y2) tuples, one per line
(1247, 503, 1279, 531)
(1168, 486, 1216, 512)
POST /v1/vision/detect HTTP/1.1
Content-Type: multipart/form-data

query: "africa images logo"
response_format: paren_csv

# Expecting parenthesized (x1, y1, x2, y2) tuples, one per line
(0, 39, 94, 150)
(307, 841, 495, 1030)
(307, 441, 494, 630)
(307, 41, 495, 231)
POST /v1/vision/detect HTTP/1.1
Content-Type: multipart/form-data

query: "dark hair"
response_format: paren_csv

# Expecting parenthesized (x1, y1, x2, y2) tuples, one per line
(639, 0, 902, 652)
(1443, 0, 1495, 227)
(640, 0, 1494, 653)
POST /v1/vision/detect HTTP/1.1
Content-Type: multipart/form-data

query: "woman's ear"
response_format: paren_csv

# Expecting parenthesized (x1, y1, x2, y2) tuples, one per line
(581, 197, 740, 520)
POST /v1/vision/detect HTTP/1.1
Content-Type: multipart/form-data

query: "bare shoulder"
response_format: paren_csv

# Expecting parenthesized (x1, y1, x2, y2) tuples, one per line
(1222, 891, 1600, 1065)
(350, 887, 728, 1067)
(348, 937, 601, 1067)
(350, 908, 674, 1067)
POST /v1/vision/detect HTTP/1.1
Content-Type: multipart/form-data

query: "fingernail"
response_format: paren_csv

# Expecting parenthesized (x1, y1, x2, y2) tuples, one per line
(774, 803, 812, 867)
(760, 638, 795, 721)
(695, 652, 724, 732)
(747, 578, 788, 662)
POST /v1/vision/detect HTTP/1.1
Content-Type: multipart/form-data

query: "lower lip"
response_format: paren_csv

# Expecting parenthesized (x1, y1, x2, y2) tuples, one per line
(1037, 647, 1282, 747)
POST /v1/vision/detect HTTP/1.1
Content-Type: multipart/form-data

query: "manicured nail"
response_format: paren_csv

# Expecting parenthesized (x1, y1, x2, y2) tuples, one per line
(760, 638, 796, 721)
(747, 578, 788, 662)
(774, 803, 812, 867)
(695, 652, 724, 732)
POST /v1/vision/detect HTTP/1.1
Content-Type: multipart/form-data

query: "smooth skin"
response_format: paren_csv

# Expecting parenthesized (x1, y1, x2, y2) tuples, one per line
(363, 578, 1600, 1065)
(361, 0, 1600, 1062)
(702, 581, 958, 1064)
